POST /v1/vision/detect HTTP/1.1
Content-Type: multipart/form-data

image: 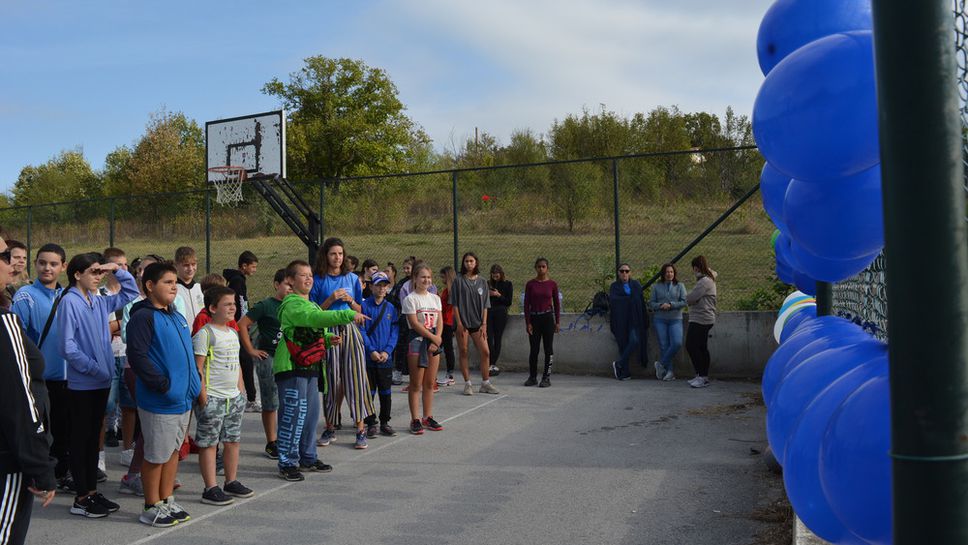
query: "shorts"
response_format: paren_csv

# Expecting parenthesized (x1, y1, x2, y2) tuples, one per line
(407, 328, 437, 368)
(138, 409, 191, 464)
(194, 393, 246, 448)
(465, 326, 481, 334)
(254, 354, 279, 411)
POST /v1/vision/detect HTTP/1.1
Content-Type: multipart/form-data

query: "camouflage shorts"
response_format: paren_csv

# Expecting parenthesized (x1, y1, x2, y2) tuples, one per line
(194, 393, 245, 447)
(254, 355, 279, 411)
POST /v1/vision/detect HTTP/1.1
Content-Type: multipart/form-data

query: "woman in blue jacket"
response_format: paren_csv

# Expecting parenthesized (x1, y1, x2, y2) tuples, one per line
(608, 264, 647, 381)
(647, 263, 687, 381)
(57, 253, 138, 518)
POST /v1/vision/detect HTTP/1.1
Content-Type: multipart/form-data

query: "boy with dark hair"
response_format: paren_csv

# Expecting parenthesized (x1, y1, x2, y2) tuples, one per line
(224, 251, 259, 412)
(238, 268, 289, 459)
(174, 247, 204, 320)
(359, 272, 398, 438)
(5, 239, 29, 298)
(127, 262, 201, 527)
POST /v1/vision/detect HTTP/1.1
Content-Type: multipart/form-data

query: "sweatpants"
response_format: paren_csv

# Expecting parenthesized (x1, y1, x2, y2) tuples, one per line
(487, 306, 508, 367)
(322, 324, 374, 425)
(275, 375, 319, 469)
(46, 380, 71, 480)
(68, 388, 109, 495)
(686, 322, 714, 377)
(363, 367, 392, 426)
(528, 312, 556, 379)
(0, 473, 33, 545)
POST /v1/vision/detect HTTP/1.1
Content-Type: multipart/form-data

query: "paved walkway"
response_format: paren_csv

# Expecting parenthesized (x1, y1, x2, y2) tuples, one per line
(27, 373, 781, 545)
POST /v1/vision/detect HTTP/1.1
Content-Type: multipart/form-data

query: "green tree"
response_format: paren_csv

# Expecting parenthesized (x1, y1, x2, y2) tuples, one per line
(12, 149, 99, 205)
(262, 56, 432, 182)
(124, 110, 205, 196)
(101, 145, 133, 197)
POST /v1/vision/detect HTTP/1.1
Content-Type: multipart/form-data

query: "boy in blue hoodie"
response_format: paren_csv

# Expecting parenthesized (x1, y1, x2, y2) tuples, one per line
(126, 262, 201, 528)
(359, 272, 398, 438)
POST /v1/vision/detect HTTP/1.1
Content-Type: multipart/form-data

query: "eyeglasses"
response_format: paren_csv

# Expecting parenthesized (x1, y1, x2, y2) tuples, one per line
(618, 269, 631, 273)
(0, 251, 10, 264)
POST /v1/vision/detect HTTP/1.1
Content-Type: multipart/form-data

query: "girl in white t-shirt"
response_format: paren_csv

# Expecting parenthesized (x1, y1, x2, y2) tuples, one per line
(401, 263, 443, 435)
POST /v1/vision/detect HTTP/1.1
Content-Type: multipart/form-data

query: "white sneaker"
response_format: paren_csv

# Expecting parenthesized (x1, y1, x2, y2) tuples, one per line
(463, 383, 474, 396)
(689, 376, 710, 388)
(663, 369, 676, 382)
(392, 370, 403, 385)
(139, 502, 176, 527)
(98, 451, 106, 472)
(653, 361, 664, 380)
(436, 375, 450, 386)
(119, 448, 134, 467)
(445, 374, 456, 386)
(119, 474, 144, 496)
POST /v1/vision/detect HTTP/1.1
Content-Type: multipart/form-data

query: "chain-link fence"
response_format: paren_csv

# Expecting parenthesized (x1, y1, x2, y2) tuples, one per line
(0, 147, 777, 309)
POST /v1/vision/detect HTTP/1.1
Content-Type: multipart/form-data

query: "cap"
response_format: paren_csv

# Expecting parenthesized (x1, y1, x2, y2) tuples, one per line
(371, 271, 391, 285)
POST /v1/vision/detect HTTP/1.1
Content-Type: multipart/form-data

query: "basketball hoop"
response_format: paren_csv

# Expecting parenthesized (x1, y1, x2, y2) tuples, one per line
(207, 166, 246, 205)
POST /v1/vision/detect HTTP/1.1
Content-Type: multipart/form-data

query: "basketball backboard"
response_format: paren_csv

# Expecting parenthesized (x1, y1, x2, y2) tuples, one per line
(206, 110, 286, 181)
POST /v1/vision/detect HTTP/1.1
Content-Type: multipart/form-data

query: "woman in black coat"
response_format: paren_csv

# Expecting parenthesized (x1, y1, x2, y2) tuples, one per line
(608, 263, 647, 380)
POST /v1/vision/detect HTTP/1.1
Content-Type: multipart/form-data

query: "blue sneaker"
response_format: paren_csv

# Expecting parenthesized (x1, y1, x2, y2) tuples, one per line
(354, 431, 368, 449)
(317, 429, 336, 447)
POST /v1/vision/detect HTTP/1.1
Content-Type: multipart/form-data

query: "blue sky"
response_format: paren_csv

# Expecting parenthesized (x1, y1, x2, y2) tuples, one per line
(0, 0, 772, 193)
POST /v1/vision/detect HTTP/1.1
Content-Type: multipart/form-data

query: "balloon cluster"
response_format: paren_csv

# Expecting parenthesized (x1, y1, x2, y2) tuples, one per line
(755, 2, 893, 544)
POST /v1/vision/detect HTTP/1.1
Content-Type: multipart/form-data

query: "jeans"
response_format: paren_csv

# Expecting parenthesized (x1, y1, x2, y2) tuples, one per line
(653, 317, 684, 369)
(275, 375, 320, 469)
(614, 328, 638, 379)
(105, 356, 125, 430)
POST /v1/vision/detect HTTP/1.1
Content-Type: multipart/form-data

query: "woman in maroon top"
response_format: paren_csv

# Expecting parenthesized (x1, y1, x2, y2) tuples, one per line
(523, 258, 560, 387)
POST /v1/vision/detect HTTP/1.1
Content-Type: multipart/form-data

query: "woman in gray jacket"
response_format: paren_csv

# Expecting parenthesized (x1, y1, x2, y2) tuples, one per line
(647, 263, 687, 381)
(685, 256, 717, 388)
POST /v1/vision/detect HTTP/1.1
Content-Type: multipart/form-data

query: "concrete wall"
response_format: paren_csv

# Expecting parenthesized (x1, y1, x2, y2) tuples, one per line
(468, 311, 776, 379)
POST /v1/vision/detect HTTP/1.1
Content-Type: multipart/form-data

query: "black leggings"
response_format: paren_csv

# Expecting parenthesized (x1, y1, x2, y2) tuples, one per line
(364, 367, 393, 426)
(394, 320, 409, 374)
(686, 322, 714, 377)
(240, 350, 256, 403)
(68, 388, 109, 496)
(528, 313, 556, 379)
(441, 324, 455, 374)
(487, 306, 508, 367)
(46, 380, 71, 480)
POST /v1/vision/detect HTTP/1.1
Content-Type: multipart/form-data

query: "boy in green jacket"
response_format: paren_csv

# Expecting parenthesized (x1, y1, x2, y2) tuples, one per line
(274, 260, 367, 482)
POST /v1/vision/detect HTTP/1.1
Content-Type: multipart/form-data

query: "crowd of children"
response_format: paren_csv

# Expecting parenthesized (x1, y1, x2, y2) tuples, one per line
(6, 237, 527, 529)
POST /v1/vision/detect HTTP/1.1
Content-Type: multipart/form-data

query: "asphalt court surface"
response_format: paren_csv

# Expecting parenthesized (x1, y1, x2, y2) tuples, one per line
(27, 373, 779, 545)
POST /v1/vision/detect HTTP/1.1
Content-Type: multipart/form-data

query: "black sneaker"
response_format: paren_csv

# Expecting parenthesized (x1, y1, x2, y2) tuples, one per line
(422, 417, 444, 431)
(278, 467, 305, 482)
(91, 492, 120, 513)
(223, 480, 254, 498)
(409, 419, 424, 435)
(200, 485, 234, 506)
(539, 375, 551, 388)
(264, 441, 279, 460)
(524, 376, 538, 386)
(299, 459, 334, 473)
(70, 495, 109, 518)
(57, 474, 75, 492)
(105, 429, 120, 448)
(96, 468, 108, 483)
(366, 424, 379, 438)
(380, 424, 397, 437)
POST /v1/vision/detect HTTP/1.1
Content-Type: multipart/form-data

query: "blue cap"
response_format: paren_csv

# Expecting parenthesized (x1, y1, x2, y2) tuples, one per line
(371, 271, 391, 285)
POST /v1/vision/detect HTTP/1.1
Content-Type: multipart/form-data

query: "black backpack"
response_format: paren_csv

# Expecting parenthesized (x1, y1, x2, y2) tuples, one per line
(583, 290, 610, 318)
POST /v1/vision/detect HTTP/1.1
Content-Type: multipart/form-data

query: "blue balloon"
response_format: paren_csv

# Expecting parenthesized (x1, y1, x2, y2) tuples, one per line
(785, 165, 884, 260)
(767, 339, 886, 462)
(775, 231, 801, 270)
(761, 163, 791, 232)
(791, 242, 878, 284)
(794, 269, 817, 296)
(784, 355, 886, 544)
(821, 375, 893, 545)
(756, 0, 872, 75)
(762, 316, 868, 409)
(776, 257, 795, 284)
(779, 308, 816, 343)
(753, 31, 879, 182)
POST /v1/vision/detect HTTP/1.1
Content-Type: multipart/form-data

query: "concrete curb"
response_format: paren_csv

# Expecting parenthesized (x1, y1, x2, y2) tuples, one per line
(795, 516, 831, 545)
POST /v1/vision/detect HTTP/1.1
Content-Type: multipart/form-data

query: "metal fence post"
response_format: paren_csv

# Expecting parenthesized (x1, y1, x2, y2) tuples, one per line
(26, 207, 32, 275)
(452, 171, 459, 270)
(109, 198, 116, 248)
(612, 158, 621, 271)
(815, 282, 833, 316)
(205, 190, 212, 275)
(872, 0, 968, 542)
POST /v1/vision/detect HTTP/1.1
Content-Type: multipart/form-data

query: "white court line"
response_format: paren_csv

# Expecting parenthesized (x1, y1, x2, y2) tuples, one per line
(128, 394, 508, 544)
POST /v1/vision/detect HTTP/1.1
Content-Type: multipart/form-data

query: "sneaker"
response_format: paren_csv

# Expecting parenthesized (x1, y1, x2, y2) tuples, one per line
(317, 428, 336, 447)
(96, 468, 108, 483)
(690, 376, 710, 388)
(432, 383, 440, 393)
(422, 417, 444, 431)
(278, 467, 305, 482)
(380, 424, 397, 437)
(201, 485, 234, 506)
(91, 492, 120, 513)
(489, 365, 501, 376)
(688, 376, 701, 387)
(524, 377, 538, 386)
(612, 361, 620, 380)
(223, 480, 254, 498)
(479, 382, 500, 395)
(98, 451, 106, 472)
(57, 474, 75, 492)
(436, 375, 450, 386)
(119, 474, 144, 496)
(619, 376, 631, 381)
(245, 401, 262, 413)
(119, 448, 134, 467)
(539, 375, 551, 388)
(70, 495, 110, 518)
(401, 384, 410, 393)
(391, 369, 403, 385)
(663, 369, 676, 382)
(354, 431, 368, 450)
(653, 361, 665, 380)
(366, 424, 379, 438)
(462, 383, 474, 396)
(165, 495, 191, 522)
(105, 429, 120, 448)
(409, 419, 424, 435)
(446, 374, 456, 386)
(173, 478, 181, 490)
(139, 501, 176, 527)
(299, 459, 334, 473)
(264, 441, 279, 460)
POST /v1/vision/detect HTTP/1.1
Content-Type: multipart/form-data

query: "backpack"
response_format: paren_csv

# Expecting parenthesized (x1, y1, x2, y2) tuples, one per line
(584, 291, 610, 318)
